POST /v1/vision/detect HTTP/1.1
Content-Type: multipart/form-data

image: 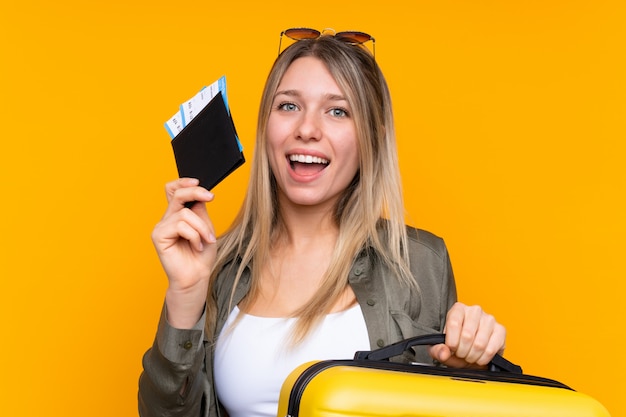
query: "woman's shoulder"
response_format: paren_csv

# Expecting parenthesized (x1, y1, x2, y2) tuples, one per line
(405, 225, 449, 261)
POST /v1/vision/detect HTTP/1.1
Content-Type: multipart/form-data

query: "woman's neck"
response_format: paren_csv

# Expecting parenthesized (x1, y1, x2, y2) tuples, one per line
(275, 196, 339, 248)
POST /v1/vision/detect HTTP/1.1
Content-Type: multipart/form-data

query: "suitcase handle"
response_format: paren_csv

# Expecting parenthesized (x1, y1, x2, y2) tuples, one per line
(354, 333, 523, 374)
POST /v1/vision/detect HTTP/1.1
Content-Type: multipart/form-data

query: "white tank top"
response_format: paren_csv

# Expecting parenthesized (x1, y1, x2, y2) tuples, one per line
(214, 304, 370, 417)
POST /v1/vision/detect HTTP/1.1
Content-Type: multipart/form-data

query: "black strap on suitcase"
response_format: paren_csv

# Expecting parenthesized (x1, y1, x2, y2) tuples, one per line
(354, 333, 522, 373)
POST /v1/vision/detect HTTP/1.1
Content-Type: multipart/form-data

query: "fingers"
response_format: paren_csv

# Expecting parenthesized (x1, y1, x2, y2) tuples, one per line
(429, 344, 476, 369)
(163, 178, 215, 229)
(165, 177, 198, 201)
(446, 303, 493, 362)
(164, 178, 214, 211)
(153, 178, 217, 251)
(475, 322, 506, 366)
(152, 210, 212, 253)
(172, 208, 216, 250)
(440, 302, 507, 367)
(443, 302, 475, 355)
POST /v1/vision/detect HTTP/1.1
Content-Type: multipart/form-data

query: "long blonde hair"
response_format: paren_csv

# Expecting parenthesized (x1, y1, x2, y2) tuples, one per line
(206, 35, 416, 343)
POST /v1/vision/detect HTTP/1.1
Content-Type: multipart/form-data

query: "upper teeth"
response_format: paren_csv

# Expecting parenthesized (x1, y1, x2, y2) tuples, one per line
(289, 154, 329, 164)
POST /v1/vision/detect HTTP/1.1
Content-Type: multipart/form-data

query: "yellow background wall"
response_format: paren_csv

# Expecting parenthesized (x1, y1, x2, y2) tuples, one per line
(1, 0, 623, 415)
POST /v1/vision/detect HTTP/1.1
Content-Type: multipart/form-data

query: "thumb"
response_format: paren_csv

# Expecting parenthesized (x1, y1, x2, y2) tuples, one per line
(429, 343, 452, 363)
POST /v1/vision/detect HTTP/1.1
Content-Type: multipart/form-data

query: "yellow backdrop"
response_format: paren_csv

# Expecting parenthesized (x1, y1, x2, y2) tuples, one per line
(1, 0, 623, 416)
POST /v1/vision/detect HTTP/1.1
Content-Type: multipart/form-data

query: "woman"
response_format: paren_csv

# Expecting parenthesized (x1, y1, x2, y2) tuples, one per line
(139, 31, 506, 417)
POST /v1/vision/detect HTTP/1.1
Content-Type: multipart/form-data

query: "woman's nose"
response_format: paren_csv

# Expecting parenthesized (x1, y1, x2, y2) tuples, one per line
(295, 111, 322, 141)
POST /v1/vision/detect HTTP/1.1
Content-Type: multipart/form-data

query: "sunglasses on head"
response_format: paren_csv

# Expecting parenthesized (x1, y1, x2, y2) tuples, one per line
(278, 27, 376, 58)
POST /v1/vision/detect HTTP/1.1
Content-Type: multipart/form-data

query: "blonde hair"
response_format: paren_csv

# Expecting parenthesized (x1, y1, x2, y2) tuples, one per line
(206, 36, 417, 343)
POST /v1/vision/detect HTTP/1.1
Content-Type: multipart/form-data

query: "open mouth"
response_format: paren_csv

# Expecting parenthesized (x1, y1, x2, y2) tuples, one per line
(288, 154, 330, 176)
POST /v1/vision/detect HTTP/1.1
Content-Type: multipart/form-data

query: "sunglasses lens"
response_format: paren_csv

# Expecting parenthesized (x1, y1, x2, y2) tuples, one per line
(335, 31, 373, 44)
(279, 28, 375, 59)
(284, 28, 321, 41)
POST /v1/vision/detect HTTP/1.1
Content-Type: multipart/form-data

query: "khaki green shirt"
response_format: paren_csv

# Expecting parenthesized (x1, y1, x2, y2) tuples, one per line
(139, 227, 457, 417)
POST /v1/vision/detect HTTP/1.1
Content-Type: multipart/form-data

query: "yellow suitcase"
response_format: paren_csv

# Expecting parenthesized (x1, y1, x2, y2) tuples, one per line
(277, 334, 610, 417)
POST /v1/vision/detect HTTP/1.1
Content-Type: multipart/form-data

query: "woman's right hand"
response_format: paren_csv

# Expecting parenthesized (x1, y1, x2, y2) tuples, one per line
(151, 178, 218, 328)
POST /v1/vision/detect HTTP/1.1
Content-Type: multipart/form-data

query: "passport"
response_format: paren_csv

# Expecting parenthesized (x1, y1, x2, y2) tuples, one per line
(170, 90, 245, 191)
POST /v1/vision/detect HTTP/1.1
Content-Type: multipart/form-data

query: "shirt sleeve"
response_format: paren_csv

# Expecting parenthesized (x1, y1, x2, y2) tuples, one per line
(138, 303, 212, 417)
(440, 243, 458, 327)
(156, 303, 206, 363)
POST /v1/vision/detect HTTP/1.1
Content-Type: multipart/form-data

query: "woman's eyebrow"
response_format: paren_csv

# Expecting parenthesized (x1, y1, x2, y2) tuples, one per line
(274, 89, 300, 98)
(324, 93, 347, 102)
(274, 90, 347, 102)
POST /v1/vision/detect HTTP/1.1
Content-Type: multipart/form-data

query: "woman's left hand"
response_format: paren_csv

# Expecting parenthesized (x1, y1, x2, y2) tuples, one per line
(429, 302, 506, 368)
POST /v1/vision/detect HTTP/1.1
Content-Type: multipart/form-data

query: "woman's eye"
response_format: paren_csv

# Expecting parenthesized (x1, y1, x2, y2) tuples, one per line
(278, 102, 298, 111)
(330, 108, 349, 117)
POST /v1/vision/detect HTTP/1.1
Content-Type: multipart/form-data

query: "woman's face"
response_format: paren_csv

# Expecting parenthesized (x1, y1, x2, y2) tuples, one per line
(266, 56, 360, 211)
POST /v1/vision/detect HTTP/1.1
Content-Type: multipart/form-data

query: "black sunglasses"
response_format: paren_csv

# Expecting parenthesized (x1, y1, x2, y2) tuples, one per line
(278, 27, 375, 58)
